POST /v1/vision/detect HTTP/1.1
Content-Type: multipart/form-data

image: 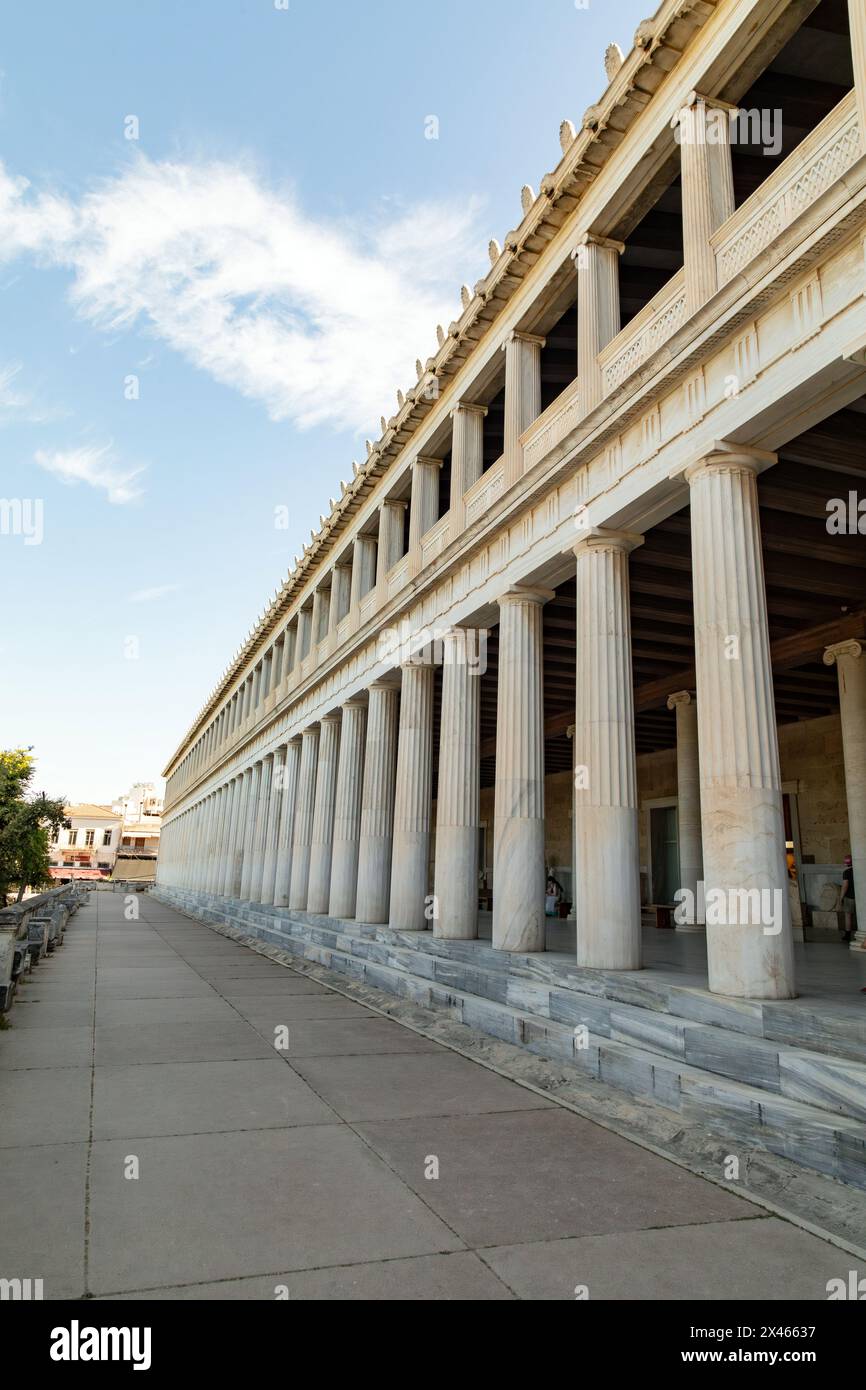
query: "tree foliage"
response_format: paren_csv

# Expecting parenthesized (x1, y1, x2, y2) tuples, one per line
(0, 748, 67, 904)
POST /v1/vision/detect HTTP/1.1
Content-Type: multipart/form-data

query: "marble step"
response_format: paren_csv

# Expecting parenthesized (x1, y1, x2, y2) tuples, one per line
(153, 888, 866, 1188)
(238, 906, 866, 1191)
(281, 909, 866, 1067)
(228, 906, 866, 1123)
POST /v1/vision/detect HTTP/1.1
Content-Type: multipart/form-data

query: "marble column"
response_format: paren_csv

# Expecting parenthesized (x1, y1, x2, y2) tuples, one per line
(209, 786, 228, 894)
(408, 457, 442, 575)
(239, 761, 262, 901)
(493, 587, 551, 952)
(824, 639, 866, 946)
(376, 500, 407, 591)
(248, 753, 273, 902)
(433, 628, 482, 939)
(273, 737, 302, 908)
(852, 0, 866, 135)
(296, 607, 312, 663)
(228, 769, 251, 899)
(306, 713, 342, 914)
(329, 564, 352, 632)
(450, 402, 486, 533)
(260, 745, 286, 905)
(350, 535, 378, 610)
(574, 234, 623, 414)
(389, 661, 435, 930)
(289, 727, 320, 910)
(687, 446, 795, 999)
(677, 93, 735, 313)
(573, 531, 643, 969)
(667, 690, 704, 931)
(220, 778, 238, 898)
(329, 699, 368, 919)
(503, 331, 545, 486)
(355, 682, 400, 923)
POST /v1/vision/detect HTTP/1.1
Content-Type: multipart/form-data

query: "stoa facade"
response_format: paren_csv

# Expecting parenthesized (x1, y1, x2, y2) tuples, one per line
(157, 0, 866, 1001)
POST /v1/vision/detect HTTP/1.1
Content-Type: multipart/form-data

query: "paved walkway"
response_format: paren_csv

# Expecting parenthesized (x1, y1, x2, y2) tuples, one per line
(1, 893, 861, 1300)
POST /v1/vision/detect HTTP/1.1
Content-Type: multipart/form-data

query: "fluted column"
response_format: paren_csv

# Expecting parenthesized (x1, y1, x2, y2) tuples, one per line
(289, 728, 320, 910)
(219, 778, 238, 897)
(572, 532, 642, 969)
(376, 500, 407, 593)
(350, 535, 378, 611)
(355, 682, 400, 923)
(824, 639, 866, 946)
(260, 745, 286, 905)
(450, 403, 486, 533)
(688, 446, 795, 999)
(502, 331, 545, 486)
(677, 93, 735, 313)
(249, 753, 273, 902)
(434, 628, 482, 939)
(296, 607, 312, 663)
(851, 0, 866, 134)
(389, 661, 435, 930)
(228, 769, 251, 899)
(493, 588, 551, 952)
(209, 786, 228, 894)
(667, 690, 704, 931)
(329, 700, 368, 918)
(408, 457, 442, 576)
(329, 565, 352, 632)
(306, 714, 342, 914)
(574, 234, 623, 414)
(274, 737, 302, 908)
(239, 761, 262, 900)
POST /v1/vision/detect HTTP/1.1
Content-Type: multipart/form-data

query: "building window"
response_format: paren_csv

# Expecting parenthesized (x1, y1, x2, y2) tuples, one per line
(68, 830, 78, 846)
(102, 830, 112, 847)
(85, 829, 95, 847)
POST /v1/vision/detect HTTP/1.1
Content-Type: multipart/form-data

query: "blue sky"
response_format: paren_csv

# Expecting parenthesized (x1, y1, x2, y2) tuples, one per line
(0, 0, 647, 804)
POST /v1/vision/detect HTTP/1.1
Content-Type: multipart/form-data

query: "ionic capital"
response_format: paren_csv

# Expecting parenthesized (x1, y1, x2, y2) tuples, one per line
(414, 454, 444, 470)
(666, 690, 695, 711)
(571, 232, 625, 261)
(572, 527, 644, 559)
(450, 400, 488, 420)
(502, 330, 546, 352)
(824, 640, 864, 667)
(685, 442, 777, 485)
(497, 584, 555, 608)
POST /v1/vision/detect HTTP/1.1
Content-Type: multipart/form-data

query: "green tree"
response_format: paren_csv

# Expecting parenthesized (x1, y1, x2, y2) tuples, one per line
(0, 748, 67, 904)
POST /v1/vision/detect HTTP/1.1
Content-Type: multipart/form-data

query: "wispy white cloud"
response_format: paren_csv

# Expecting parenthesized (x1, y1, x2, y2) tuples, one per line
(0, 156, 486, 433)
(33, 443, 145, 504)
(0, 360, 58, 425)
(128, 583, 179, 603)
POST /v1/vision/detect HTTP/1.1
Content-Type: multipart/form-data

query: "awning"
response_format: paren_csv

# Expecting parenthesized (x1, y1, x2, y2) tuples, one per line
(48, 867, 107, 880)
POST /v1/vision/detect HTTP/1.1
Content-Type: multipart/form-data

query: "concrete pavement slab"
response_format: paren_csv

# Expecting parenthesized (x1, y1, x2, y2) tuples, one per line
(0, 1067, 92, 1147)
(354, 1107, 757, 1247)
(291, 1051, 555, 1122)
(481, 1217, 866, 1300)
(105, 1251, 513, 1300)
(92, 1057, 336, 1139)
(87, 1124, 464, 1294)
(0, 1143, 87, 1299)
(94, 1019, 275, 1066)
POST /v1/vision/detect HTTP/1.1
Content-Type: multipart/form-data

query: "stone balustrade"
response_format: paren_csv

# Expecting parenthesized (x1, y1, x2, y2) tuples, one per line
(713, 92, 861, 289)
(599, 268, 688, 395)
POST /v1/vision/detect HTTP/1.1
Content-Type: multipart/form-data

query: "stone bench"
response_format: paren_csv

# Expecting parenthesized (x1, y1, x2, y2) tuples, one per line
(0, 886, 86, 1012)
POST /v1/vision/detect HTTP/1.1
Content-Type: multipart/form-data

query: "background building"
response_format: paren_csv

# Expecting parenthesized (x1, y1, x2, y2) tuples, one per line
(50, 805, 123, 881)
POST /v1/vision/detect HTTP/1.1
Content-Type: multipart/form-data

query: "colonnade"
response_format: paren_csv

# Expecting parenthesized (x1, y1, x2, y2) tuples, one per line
(159, 448, 866, 1001)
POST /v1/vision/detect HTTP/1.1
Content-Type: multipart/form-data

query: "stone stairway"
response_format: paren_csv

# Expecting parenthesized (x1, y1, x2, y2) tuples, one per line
(153, 887, 866, 1192)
